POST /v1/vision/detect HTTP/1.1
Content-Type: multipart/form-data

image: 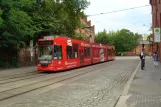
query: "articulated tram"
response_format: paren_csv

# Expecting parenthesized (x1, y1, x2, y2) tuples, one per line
(37, 36, 115, 72)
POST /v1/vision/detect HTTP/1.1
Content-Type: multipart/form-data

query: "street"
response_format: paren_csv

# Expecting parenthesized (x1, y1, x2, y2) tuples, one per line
(0, 56, 140, 107)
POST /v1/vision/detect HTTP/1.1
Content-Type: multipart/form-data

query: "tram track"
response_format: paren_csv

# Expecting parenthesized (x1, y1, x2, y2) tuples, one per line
(0, 73, 46, 84)
(0, 62, 110, 101)
(0, 71, 38, 80)
(0, 63, 102, 85)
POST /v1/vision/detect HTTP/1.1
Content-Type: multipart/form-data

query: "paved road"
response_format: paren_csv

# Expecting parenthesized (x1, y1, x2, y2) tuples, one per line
(0, 57, 140, 107)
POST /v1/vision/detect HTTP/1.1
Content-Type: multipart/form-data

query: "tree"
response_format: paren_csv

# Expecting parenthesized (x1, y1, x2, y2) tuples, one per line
(95, 29, 141, 55)
(0, 0, 90, 67)
(33, 0, 90, 38)
(0, 0, 37, 48)
(0, 9, 3, 25)
(95, 29, 109, 44)
(0, 0, 90, 48)
(58, 0, 90, 37)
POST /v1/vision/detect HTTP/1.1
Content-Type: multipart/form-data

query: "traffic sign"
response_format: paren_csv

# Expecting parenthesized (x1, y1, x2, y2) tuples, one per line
(154, 28, 161, 42)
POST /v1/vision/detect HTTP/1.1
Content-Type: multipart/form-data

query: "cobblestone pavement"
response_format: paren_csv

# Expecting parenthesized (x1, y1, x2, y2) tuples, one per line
(4, 57, 139, 107)
(127, 57, 161, 107)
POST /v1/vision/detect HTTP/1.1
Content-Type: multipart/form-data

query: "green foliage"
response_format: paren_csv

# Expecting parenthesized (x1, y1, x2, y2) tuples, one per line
(8, 8, 36, 36)
(0, 0, 90, 67)
(0, 7, 36, 48)
(95, 29, 142, 54)
(0, 0, 90, 48)
(0, 9, 3, 25)
(0, 56, 17, 68)
(94, 29, 109, 44)
(0, 0, 36, 48)
(58, 0, 90, 37)
(30, 0, 90, 39)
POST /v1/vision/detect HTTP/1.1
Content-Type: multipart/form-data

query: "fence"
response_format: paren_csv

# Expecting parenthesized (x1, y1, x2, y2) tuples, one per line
(0, 47, 38, 68)
(0, 52, 17, 68)
(17, 47, 38, 67)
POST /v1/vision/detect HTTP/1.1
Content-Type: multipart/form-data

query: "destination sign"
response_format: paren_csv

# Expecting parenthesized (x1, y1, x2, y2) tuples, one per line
(38, 41, 53, 45)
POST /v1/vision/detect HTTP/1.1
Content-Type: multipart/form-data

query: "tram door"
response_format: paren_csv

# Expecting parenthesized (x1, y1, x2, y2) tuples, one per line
(79, 49, 84, 65)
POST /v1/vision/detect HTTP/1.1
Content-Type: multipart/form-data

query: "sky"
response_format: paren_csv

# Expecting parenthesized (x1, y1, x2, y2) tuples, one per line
(84, 0, 152, 35)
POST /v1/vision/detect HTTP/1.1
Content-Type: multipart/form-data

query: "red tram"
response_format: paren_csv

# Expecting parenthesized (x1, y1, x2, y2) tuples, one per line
(37, 36, 115, 72)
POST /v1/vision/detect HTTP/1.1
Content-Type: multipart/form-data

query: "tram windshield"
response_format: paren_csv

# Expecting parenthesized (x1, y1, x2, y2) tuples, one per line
(38, 46, 52, 61)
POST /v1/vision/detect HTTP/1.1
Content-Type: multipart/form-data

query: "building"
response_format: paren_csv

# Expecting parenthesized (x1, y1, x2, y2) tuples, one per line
(75, 16, 95, 43)
(150, 0, 161, 60)
(126, 34, 153, 56)
(126, 40, 152, 56)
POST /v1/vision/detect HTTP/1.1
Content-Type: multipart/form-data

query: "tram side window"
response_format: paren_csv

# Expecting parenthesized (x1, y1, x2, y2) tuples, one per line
(73, 44, 78, 58)
(66, 46, 73, 59)
(54, 45, 62, 59)
(84, 47, 90, 57)
(87, 48, 90, 56)
(84, 48, 87, 57)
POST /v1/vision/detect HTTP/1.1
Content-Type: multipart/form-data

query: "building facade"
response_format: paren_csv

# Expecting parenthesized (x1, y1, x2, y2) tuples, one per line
(126, 40, 152, 56)
(150, 0, 161, 60)
(75, 16, 95, 43)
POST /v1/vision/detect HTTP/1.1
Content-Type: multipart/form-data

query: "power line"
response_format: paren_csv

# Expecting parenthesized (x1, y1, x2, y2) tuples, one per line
(87, 5, 150, 17)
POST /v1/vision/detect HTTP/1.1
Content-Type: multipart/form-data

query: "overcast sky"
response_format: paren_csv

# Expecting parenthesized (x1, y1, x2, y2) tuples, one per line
(84, 0, 152, 35)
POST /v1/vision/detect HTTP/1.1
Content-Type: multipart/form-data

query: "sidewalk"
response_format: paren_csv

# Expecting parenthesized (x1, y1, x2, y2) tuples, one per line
(0, 66, 37, 76)
(116, 57, 161, 107)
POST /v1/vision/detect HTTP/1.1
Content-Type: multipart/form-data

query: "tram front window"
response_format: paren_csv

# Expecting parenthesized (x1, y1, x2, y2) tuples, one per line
(38, 46, 52, 61)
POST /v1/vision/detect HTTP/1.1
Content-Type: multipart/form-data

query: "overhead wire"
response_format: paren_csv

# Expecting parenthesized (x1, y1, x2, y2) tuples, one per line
(87, 5, 150, 17)
(85, 4, 151, 33)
